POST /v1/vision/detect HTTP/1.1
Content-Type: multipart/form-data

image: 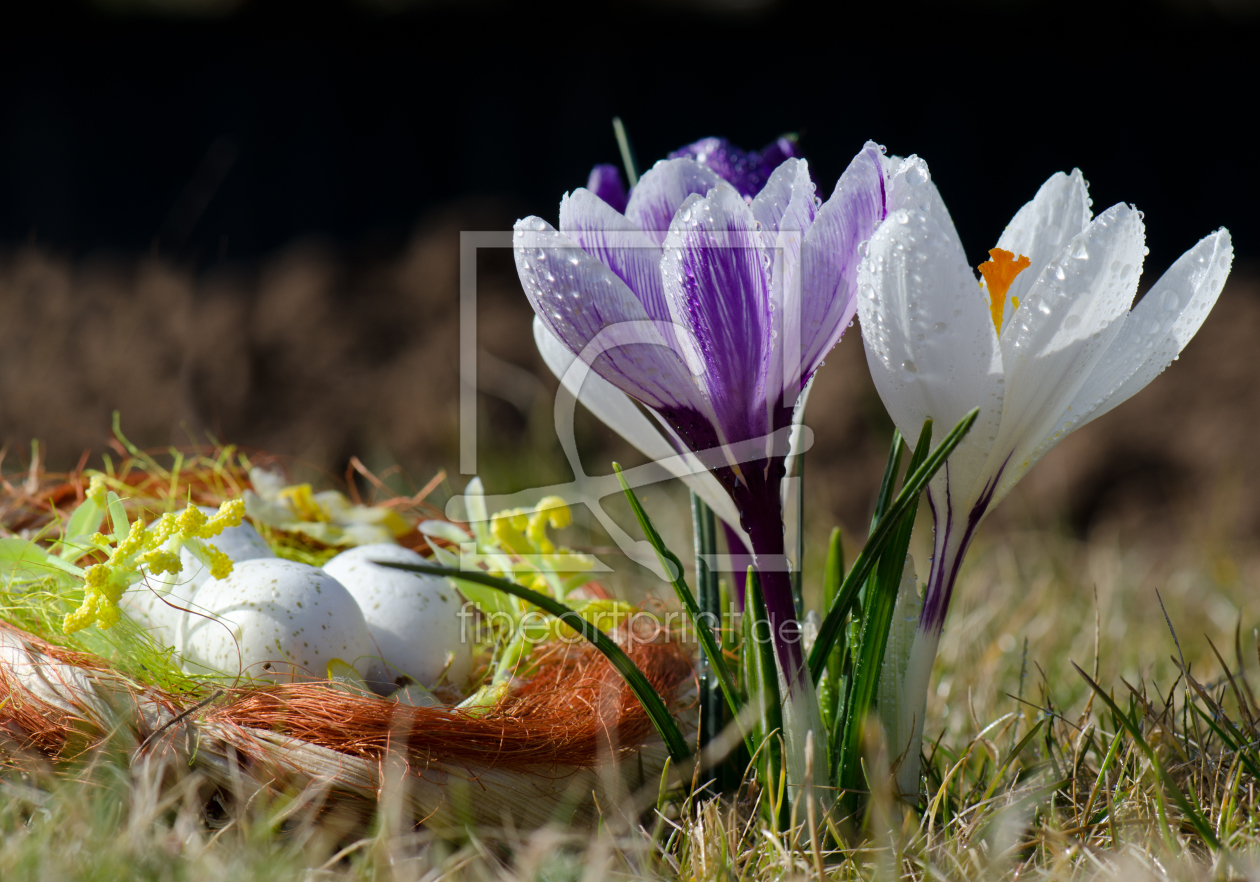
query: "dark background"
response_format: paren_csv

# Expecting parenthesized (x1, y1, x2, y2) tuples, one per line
(0, 0, 1257, 548)
(2, 0, 1256, 275)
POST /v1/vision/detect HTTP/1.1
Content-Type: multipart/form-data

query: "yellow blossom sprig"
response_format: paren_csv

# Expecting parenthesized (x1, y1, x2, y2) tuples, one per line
(486, 496, 594, 595)
(243, 468, 410, 547)
(419, 487, 644, 714)
(63, 496, 245, 634)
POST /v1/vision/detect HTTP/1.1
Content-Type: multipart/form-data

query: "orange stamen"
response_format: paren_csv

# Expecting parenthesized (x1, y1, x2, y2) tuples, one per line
(977, 248, 1031, 334)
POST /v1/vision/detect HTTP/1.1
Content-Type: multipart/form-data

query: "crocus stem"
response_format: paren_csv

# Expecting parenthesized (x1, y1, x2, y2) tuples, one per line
(920, 486, 986, 634)
(722, 521, 748, 610)
(745, 512, 806, 694)
(891, 626, 940, 800)
(887, 504, 978, 800)
(741, 474, 830, 805)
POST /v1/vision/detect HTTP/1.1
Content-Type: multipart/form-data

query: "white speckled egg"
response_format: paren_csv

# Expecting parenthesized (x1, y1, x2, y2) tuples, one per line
(123, 508, 275, 641)
(322, 543, 471, 689)
(178, 558, 381, 684)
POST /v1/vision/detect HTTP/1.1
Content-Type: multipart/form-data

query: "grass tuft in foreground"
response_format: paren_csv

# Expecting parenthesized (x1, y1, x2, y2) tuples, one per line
(3, 520, 1260, 880)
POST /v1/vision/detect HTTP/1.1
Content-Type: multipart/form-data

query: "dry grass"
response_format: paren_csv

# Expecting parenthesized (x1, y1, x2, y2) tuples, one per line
(3, 513, 1260, 880)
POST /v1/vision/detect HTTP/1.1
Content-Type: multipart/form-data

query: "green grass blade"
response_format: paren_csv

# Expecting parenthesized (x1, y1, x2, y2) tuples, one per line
(870, 429, 905, 534)
(691, 492, 723, 759)
(55, 498, 104, 560)
(1072, 662, 1220, 850)
(614, 464, 750, 755)
(740, 580, 756, 708)
(106, 491, 129, 542)
(980, 717, 1046, 804)
(1187, 699, 1260, 782)
(111, 411, 168, 479)
(384, 561, 691, 765)
(611, 116, 639, 187)
(809, 408, 979, 683)
(836, 420, 933, 813)
(792, 451, 805, 619)
(818, 527, 846, 737)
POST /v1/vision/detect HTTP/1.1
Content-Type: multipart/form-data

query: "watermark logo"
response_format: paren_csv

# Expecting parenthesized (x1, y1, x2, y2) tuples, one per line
(451, 231, 810, 582)
(456, 601, 811, 649)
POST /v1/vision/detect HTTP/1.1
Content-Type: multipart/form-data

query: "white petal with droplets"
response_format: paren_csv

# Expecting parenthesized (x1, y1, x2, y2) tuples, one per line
(989, 204, 1145, 503)
(857, 205, 1004, 506)
(766, 159, 819, 415)
(994, 169, 1093, 315)
(1052, 229, 1233, 438)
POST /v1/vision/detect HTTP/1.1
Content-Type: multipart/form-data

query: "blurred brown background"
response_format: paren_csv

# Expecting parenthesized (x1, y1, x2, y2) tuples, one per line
(2, 211, 1255, 557)
(1, 0, 1257, 564)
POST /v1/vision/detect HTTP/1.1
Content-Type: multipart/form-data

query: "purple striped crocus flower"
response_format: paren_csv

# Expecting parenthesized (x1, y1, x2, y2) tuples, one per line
(515, 137, 893, 689)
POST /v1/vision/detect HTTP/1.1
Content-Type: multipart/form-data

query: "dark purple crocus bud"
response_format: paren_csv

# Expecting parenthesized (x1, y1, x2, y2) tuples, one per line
(667, 135, 800, 200)
(585, 163, 628, 214)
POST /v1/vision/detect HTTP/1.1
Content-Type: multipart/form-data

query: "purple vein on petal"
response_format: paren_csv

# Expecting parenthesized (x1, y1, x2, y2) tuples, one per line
(661, 185, 772, 449)
(514, 219, 703, 414)
(798, 142, 887, 379)
(559, 188, 669, 324)
(624, 159, 725, 248)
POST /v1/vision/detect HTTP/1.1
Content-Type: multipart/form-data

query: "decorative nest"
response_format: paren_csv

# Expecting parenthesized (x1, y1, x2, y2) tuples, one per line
(0, 443, 696, 830)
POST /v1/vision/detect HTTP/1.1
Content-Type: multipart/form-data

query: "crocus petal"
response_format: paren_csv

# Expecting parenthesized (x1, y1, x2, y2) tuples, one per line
(1048, 229, 1233, 441)
(559, 188, 669, 323)
(533, 314, 678, 464)
(797, 143, 885, 378)
(993, 169, 1092, 319)
(624, 158, 724, 247)
(514, 217, 704, 413)
(750, 157, 815, 238)
(989, 204, 1146, 503)
(532, 316, 748, 545)
(857, 205, 1004, 502)
(762, 159, 819, 407)
(661, 184, 773, 448)
(585, 163, 628, 214)
(883, 154, 960, 242)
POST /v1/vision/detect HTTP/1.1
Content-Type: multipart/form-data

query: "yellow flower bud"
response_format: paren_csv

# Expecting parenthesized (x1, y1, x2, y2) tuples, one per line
(175, 505, 208, 538)
(86, 474, 108, 507)
(199, 498, 245, 537)
(201, 544, 234, 581)
(139, 548, 182, 576)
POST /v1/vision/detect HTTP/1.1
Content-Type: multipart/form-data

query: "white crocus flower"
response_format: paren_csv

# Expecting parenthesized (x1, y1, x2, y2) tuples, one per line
(858, 161, 1233, 798)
